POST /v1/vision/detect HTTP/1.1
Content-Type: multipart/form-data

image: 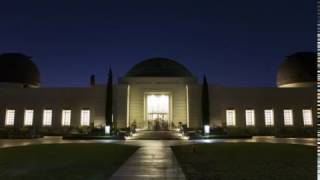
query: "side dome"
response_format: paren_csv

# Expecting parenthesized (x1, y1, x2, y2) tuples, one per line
(126, 57, 194, 77)
(277, 52, 316, 88)
(0, 53, 40, 87)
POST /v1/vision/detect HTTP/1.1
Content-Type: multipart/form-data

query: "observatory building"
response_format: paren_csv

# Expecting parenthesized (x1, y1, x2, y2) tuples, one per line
(0, 52, 316, 135)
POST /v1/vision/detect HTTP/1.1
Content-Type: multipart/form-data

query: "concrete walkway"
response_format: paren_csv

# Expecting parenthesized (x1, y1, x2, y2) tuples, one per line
(110, 130, 186, 179)
(110, 146, 186, 180)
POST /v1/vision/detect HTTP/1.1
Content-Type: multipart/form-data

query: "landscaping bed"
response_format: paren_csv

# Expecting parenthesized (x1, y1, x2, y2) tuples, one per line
(182, 126, 316, 140)
(0, 134, 43, 139)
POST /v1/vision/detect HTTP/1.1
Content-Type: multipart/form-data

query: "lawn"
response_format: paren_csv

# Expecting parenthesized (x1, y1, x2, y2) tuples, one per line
(172, 143, 316, 180)
(0, 143, 138, 180)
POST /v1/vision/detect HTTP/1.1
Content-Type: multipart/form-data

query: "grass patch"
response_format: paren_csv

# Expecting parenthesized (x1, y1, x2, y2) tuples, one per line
(172, 143, 316, 180)
(0, 143, 138, 180)
(62, 135, 122, 140)
(190, 134, 252, 140)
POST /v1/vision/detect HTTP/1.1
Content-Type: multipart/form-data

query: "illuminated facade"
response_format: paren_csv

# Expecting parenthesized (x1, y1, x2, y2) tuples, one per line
(0, 53, 316, 135)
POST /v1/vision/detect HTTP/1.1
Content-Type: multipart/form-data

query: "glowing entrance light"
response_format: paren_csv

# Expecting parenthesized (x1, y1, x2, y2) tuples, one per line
(147, 95, 169, 114)
(204, 125, 210, 135)
(146, 94, 169, 130)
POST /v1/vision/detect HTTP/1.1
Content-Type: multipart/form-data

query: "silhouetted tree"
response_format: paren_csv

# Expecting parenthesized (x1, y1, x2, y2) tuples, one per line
(105, 68, 113, 131)
(201, 75, 210, 126)
(90, 74, 96, 87)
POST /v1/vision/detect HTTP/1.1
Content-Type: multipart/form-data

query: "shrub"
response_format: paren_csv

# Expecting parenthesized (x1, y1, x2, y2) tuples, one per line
(254, 127, 275, 136)
(275, 127, 316, 138)
(70, 127, 80, 134)
(19, 127, 32, 135)
(6, 127, 16, 135)
(225, 127, 253, 136)
(38, 128, 49, 135)
(0, 128, 7, 135)
(90, 127, 105, 136)
(77, 126, 91, 134)
(210, 127, 226, 135)
(60, 127, 73, 134)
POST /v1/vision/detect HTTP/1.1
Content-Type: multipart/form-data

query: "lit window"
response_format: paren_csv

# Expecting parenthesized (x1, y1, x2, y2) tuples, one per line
(24, 109, 34, 126)
(226, 110, 236, 126)
(283, 109, 293, 126)
(43, 109, 52, 126)
(5, 109, 15, 126)
(302, 109, 312, 126)
(81, 109, 90, 126)
(62, 110, 71, 126)
(245, 109, 255, 126)
(264, 109, 274, 126)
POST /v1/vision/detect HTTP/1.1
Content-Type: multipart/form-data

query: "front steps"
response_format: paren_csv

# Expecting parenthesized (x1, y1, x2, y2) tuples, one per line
(129, 130, 184, 140)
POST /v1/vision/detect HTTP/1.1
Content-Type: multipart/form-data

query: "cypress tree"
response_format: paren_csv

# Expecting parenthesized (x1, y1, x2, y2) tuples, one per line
(201, 75, 210, 126)
(90, 74, 96, 87)
(105, 68, 113, 130)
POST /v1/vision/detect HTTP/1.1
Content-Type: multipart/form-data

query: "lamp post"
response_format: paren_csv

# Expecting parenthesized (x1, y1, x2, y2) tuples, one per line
(202, 75, 210, 136)
(105, 67, 113, 134)
(204, 125, 210, 135)
(105, 125, 111, 135)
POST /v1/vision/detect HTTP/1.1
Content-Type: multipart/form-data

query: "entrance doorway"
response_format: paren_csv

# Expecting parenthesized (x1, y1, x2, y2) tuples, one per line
(146, 94, 170, 130)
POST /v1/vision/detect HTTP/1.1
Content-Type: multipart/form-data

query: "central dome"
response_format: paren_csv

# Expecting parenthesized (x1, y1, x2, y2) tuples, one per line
(126, 57, 193, 77)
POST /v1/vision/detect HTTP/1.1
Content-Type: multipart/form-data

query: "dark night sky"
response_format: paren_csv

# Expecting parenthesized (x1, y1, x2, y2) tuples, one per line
(0, 0, 316, 87)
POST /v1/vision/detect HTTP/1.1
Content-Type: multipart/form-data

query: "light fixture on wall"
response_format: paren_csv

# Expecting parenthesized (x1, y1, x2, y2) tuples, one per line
(105, 125, 111, 135)
(204, 125, 210, 135)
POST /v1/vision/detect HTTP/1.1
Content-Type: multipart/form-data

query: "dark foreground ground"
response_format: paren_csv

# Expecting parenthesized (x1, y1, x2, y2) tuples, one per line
(0, 143, 138, 180)
(172, 143, 316, 180)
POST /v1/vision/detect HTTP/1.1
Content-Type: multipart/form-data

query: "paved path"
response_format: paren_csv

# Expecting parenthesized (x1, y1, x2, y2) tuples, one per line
(110, 146, 186, 180)
(110, 131, 186, 179)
